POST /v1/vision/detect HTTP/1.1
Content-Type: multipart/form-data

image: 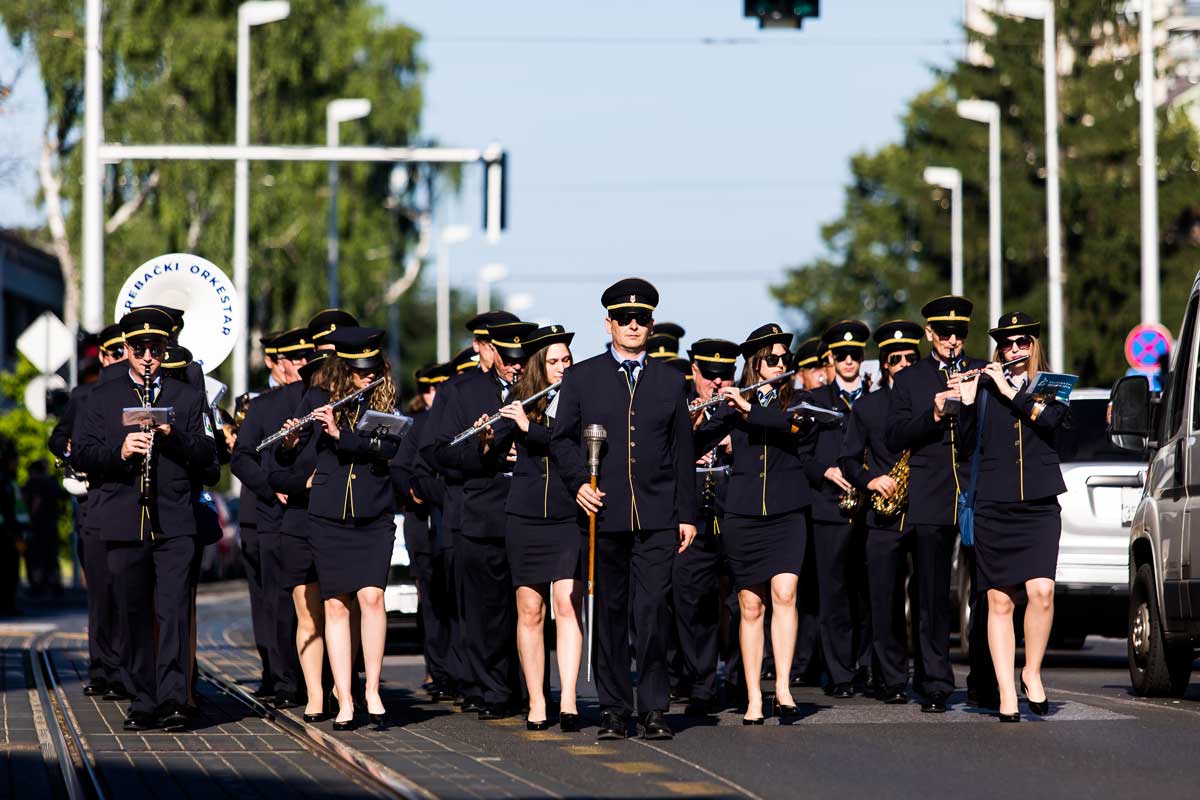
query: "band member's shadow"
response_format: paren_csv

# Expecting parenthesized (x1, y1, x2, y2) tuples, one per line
(775, 701, 826, 725)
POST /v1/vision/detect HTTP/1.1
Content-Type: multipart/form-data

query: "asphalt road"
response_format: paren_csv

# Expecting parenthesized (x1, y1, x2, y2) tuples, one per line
(6, 584, 1200, 800)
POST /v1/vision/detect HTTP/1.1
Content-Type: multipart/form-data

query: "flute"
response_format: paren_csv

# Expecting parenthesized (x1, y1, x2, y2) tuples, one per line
(255, 376, 385, 452)
(688, 370, 796, 414)
(449, 381, 562, 447)
(958, 354, 1031, 382)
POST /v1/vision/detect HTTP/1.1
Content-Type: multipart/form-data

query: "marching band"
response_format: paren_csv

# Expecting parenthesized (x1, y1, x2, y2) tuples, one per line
(49, 273, 1074, 735)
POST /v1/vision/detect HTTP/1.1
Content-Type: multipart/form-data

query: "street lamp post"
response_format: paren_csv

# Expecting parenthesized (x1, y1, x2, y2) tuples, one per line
(476, 262, 509, 315)
(326, 98, 372, 308)
(1139, 0, 1160, 327)
(957, 99, 1003, 327)
(924, 167, 964, 297)
(234, 0, 290, 399)
(437, 225, 471, 362)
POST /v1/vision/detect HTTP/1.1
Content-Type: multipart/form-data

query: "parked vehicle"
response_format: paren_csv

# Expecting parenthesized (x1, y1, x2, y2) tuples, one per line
(952, 388, 1144, 656)
(199, 492, 243, 582)
(1109, 277, 1200, 697)
(384, 514, 419, 624)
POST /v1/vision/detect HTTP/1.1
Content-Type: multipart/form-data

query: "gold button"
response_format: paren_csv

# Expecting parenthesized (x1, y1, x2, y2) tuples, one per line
(630, 442, 636, 448)
(631, 411, 636, 416)
(630, 425, 636, 431)
(630, 458, 637, 464)
(351, 474, 357, 480)
(759, 472, 766, 478)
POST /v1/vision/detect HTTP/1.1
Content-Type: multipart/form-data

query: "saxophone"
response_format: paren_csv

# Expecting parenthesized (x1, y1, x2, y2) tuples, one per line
(872, 450, 911, 517)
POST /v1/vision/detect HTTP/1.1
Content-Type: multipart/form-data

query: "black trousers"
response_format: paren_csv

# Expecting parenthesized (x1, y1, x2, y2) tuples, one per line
(866, 524, 914, 690)
(670, 520, 722, 702)
(106, 535, 197, 714)
(911, 524, 958, 696)
(596, 528, 675, 718)
(238, 525, 273, 689)
(793, 520, 823, 681)
(962, 545, 997, 697)
(812, 520, 872, 685)
(80, 530, 122, 685)
(259, 530, 300, 695)
(457, 534, 518, 706)
(424, 546, 463, 691)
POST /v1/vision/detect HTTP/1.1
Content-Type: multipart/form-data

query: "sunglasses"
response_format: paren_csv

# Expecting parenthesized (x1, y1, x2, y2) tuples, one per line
(834, 349, 864, 363)
(104, 346, 126, 360)
(128, 342, 167, 359)
(886, 351, 919, 367)
(931, 324, 968, 340)
(1002, 335, 1033, 351)
(763, 352, 792, 368)
(698, 368, 735, 381)
(610, 310, 652, 327)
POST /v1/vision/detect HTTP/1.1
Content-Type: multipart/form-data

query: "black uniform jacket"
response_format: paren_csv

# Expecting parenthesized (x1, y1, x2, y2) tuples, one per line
(957, 379, 1069, 503)
(694, 396, 815, 518)
(886, 353, 987, 527)
(418, 372, 472, 539)
(230, 383, 297, 531)
(392, 408, 445, 516)
(804, 382, 866, 523)
(689, 402, 731, 523)
(550, 352, 696, 532)
(430, 367, 513, 540)
(267, 383, 317, 537)
(278, 387, 401, 522)
(50, 382, 90, 460)
(492, 409, 578, 521)
(839, 383, 907, 530)
(74, 372, 218, 541)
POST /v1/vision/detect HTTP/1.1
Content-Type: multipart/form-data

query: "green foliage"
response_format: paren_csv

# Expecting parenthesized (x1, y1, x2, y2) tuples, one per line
(2, 0, 470, 395)
(0, 357, 57, 485)
(771, 0, 1200, 384)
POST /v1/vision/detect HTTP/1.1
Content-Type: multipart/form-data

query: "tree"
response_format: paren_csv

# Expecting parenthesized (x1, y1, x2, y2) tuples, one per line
(1, 0, 460, 391)
(771, 0, 1200, 384)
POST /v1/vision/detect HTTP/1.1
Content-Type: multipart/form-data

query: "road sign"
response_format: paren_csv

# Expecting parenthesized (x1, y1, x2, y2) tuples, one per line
(23, 374, 67, 422)
(1125, 323, 1172, 372)
(15, 311, 73, 374)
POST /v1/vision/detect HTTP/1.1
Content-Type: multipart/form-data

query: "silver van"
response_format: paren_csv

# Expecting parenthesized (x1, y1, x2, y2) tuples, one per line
(1109, 279, 1200, 697)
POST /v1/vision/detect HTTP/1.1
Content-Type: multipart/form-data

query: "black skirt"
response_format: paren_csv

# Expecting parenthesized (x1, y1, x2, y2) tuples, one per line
(505, 515, 584, 587)
(308, 513, 396, 599)
(973, 497, 1061, 591)
(280, 528, 319, 590)
(720, 509, 807, 590)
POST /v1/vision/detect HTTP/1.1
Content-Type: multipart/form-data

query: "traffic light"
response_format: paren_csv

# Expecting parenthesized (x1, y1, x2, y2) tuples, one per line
(743, 1, 820, 29)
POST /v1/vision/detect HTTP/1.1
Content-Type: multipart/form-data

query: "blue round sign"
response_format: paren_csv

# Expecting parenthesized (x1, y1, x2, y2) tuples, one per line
(1125, 324, 1171, 372)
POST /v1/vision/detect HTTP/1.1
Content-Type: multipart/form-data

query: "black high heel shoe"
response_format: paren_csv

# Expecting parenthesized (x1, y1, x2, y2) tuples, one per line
(1021, 679, 1049, 716)
(303, 710, 328, 723)
(368, 711, 387, 725)
(526, 718, 549, 731)
(742, 716, 765, 726)
(998, 711, 1021, 723)
(559, 713, 580, 732)
(332, 715, 356, 731)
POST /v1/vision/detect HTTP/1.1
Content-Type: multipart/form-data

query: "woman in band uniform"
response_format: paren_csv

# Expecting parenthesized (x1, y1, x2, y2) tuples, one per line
(487, 326, 584, 732)
(959, 312, 1068, 722)
(279, 327, 401, 730)
(696, 324, 816, 724)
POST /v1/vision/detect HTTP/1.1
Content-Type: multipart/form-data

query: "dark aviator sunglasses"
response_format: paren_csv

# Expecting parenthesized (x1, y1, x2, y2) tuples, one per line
(763, 352, 791, 368)
(886, 351, 918, 367)
(610, 310, 652, 327)
(1002, 335, 1033, 351)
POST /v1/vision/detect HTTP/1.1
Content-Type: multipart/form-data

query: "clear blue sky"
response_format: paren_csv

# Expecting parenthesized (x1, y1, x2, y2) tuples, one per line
(389, 0, 963, 353)
(0, 1, 964, 354)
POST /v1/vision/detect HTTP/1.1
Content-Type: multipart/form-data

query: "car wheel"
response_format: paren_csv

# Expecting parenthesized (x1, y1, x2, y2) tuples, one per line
(1128, 563, 1193, 697)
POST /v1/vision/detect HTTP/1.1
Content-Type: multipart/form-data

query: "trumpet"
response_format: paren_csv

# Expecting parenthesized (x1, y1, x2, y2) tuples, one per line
(255, 376, 385, 452)
(688, 370, 796, 414)
(449, 381, 562, 447)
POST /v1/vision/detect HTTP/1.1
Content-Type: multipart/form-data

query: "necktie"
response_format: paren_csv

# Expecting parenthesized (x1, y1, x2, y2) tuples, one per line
(759, 388, 776, 408)
(497, 377, 510, 402)
(621, 360, 639, 392)
(840, 386, 862, 405)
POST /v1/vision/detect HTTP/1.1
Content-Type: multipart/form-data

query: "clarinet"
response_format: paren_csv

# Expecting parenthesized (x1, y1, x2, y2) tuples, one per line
(140, 364, 155, 507)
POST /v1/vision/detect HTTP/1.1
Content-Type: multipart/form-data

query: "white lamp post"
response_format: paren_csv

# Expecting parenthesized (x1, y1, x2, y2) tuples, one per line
(506, 292, 535, 317)
(326, 98, 372, 308)
(980, 0, 1063, 370)
(924, 166, 964, 297)
(437, 224, 472, 362)
(477, 262, 509, 315)
(233, 0, 290, 398)
(957, 99, 1003, 327)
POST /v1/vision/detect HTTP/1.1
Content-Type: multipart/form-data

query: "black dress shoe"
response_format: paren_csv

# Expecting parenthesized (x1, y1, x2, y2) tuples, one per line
(303, 711, 328, 723)
(477, 704, 511, 721)
(637, 710, 673, 740)
(253, 685, 277, 700)
(461, 696, 484, 714)
(920, 691, 949, 713)
(881, 687, 910, 705)
(559, 712, 580, 732)
(742, 716, 765, 725)
(596, 710, 627, 740)
(159, 702, 189, 732)
(998, 711, 1021, 723)
(684, 698, 714, 717)
(123, 711, 158, 731)
(831, 683, 854, 699)
(272, 691, 303, 709)
(103, 683, 132, 702)
(83, 680, 109, 697)
(1021, 680, 1049, 716)
(526, 718, 549, 731)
